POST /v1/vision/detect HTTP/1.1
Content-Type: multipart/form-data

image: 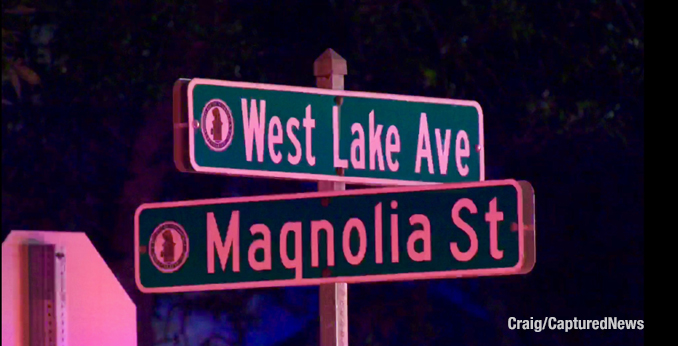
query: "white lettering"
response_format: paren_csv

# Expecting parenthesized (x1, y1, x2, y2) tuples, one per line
(207, 211, 240, 273)
(450, 199, 478, 261)
(303, 105, 316, 166)
(280, 222, 303, 279)
(248, 224, 271, 271)
(286, 118, 302, 165)
(333, 105, 348, 169)
(434, 129, 452, 175)
(350, 123, 366, 170)
(455, 130, 470, 176)
(268, 116, 283, 164)
(385, 126, 400, 172)
(485, 197, 504, 259)
(241, 99, 266, 162)
(311, 220, 335, 268)
(369, 110, 385, 171)
(343, 218, 367, 265)
(407, 214, 431, 262)
(415, 113, 434, 174)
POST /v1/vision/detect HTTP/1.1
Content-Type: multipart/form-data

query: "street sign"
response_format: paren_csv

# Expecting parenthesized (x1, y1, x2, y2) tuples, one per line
(173, 78, 485, 186)
(135, 179, 534, 293)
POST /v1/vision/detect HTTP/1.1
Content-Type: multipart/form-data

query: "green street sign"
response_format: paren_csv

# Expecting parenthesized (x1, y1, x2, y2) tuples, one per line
(135, 180, 535, 293)
(173, 78, 485, 185)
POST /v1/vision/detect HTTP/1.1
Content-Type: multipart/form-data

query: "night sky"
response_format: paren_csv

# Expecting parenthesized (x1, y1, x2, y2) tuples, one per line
(2, 1, 643, 345)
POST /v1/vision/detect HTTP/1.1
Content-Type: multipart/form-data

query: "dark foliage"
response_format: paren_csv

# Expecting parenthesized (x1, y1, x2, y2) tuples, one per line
(3, 0, 643, 345)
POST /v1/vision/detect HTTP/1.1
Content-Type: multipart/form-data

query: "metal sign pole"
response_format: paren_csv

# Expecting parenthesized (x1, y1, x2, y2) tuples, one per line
(314, 48, 349, 346)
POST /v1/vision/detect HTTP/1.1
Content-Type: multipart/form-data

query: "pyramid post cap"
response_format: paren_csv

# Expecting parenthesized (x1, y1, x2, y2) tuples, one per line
(314, 48, 347, 77)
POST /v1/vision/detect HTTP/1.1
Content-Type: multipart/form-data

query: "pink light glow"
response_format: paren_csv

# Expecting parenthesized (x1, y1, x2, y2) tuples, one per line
(2, 231, 137, 346)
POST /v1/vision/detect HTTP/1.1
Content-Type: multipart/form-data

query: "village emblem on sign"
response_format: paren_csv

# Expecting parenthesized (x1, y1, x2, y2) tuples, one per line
(200, 99, 234, 151)
(148, 221, 189, 273)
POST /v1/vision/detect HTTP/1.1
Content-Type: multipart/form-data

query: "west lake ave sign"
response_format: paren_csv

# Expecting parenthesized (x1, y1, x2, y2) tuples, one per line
(173, 78, 485, 185)
(135, 180, 535, 293)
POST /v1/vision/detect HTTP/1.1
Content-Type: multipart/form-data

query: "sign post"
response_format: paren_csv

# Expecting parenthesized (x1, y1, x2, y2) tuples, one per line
(315, 48, 348, 346)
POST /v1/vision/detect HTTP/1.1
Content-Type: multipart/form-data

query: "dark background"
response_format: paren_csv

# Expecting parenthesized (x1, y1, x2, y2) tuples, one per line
(2, 0, 643, 345)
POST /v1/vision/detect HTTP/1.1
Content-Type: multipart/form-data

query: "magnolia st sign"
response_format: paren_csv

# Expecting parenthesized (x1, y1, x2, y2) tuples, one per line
(173, 78, 485, 185)
(135, 180, 535, 293)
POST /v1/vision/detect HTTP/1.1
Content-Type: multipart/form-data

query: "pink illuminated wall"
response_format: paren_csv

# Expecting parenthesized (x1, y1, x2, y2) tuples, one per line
(2, 231, 137, 346)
